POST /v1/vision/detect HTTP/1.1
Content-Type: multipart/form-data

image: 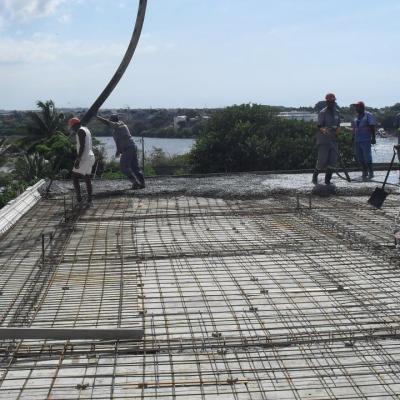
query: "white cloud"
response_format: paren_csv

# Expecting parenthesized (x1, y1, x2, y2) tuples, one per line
(1, 0, 67, 22)
(57, 13, 71, 24)
(0, 35, 125, 65)
(0, 37, 57, 63)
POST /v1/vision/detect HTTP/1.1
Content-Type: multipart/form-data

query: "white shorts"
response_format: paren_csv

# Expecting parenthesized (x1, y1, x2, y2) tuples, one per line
(72, 155, 96, 175)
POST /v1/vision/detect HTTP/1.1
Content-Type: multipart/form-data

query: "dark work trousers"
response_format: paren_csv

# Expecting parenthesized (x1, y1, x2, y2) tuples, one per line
(316, 142, 339, 171)
(72, 172, 92, 202)
(120, 145, 144, 185)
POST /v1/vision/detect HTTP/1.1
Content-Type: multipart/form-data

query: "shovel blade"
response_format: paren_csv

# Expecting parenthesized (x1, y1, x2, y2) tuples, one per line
(368, 187, 388, 209)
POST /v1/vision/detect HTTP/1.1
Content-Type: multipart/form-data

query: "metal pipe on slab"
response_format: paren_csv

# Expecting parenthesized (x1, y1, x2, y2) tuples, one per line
(0, 328, 143, 340)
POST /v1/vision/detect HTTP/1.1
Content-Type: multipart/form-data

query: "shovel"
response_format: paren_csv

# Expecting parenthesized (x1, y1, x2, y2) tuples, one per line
(368, 148, 397, 209)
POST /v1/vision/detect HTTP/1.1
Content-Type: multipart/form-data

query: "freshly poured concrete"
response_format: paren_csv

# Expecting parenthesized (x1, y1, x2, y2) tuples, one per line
(50, 170, 400, 199)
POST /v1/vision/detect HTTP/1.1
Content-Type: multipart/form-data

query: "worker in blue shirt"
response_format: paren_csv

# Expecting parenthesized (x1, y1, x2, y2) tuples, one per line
(351, 101, 376, 180)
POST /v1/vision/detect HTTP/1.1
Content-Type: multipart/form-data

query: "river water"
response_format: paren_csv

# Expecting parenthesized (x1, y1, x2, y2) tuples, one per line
(97, 137, 195, 160)
(372, 136, 398, 163)
(97, 136, 398, 163)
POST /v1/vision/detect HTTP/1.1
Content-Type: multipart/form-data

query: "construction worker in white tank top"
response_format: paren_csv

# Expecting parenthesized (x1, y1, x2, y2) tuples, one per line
(68, 117, 95, 206)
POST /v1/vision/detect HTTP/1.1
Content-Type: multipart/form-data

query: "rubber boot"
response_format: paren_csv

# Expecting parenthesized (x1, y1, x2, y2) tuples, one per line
(325, 169, 333, 185)
(361, 163, 368, 181)
(367, 163, 374, 180)
(312, 170, 319, 185)
(136, 172, 146, 189)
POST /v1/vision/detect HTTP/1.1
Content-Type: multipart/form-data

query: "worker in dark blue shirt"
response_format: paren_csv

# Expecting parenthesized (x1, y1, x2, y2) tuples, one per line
(351, 101, 376, 180)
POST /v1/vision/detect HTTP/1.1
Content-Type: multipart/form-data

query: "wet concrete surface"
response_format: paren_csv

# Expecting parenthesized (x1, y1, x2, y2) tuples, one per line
(48, 170, 400, 200)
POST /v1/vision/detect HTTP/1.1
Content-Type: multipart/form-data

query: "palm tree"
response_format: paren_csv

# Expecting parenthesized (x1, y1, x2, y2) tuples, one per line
(14, 153, 51, 183)
(28, 100, 65, 140)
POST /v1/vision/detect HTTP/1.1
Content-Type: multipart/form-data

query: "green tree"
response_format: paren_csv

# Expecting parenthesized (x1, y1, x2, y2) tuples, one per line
(0, 138, 11, 161)
(190, 104, 353, 173)
(14, 153, 51, 184)
(0, 181, 28, 209)
(27, 100, 65, 143)
(34, 132, 76, 173)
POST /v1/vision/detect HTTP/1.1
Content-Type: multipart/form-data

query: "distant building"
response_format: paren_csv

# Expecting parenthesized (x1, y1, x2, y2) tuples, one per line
(340, 122, 352, 130)
(278, 111, 318, 122)
(174, 115, 187, 129)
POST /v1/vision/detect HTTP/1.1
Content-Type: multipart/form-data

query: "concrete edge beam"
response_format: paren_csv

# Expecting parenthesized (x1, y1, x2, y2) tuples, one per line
(0, 328, 144, 340)
(0, 179, 46, 236)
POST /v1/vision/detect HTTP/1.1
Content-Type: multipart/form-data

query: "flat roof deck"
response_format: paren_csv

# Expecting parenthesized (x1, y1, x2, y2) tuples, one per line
(1, 177, 400, 399)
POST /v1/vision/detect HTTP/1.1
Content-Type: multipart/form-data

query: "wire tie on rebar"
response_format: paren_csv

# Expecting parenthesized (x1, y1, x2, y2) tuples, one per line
(212, 331, 222, 338)
(249, 306, 258, 313)
(226, 377, 239, 385)
(76, 383, 90, 390)
(260, 288, 268, 295)
(62, 286, 70, 291)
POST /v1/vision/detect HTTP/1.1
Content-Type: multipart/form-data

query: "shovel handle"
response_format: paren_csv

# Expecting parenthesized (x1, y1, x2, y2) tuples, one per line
(382, 148, 397, 189)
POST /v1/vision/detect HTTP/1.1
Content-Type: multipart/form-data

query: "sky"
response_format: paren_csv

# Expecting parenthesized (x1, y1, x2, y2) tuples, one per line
(0, 0, 400, 110)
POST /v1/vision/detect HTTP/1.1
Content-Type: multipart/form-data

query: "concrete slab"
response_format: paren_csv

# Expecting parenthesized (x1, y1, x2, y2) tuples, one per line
(1, 181, 400, 399)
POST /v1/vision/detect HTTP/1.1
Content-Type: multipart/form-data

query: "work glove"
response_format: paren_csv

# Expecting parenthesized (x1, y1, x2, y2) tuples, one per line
(74, 159, 80, 169)
(115, 151, 121, 158)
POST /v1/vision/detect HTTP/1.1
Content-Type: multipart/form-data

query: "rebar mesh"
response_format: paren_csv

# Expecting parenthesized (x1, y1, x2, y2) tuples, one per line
(1, 191, 400, 399)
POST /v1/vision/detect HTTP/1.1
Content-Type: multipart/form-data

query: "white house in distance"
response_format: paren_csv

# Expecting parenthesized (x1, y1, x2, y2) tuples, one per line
(278, 111, 318, 122)
(340, 122, 352, 131)
(173, 115, 187, 129)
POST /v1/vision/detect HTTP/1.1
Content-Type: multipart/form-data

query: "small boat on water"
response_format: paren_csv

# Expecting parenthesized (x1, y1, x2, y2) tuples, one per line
(377, 128, 388, 138)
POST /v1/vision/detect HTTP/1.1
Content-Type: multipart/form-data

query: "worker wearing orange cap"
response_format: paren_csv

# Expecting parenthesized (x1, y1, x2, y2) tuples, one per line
(312, 93, 341, 185)
(351, 101, 376, 180)
(68, 117, 96, 206)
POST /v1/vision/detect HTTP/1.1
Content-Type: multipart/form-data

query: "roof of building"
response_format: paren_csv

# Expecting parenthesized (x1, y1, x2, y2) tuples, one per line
(1, 174, 400, 398)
